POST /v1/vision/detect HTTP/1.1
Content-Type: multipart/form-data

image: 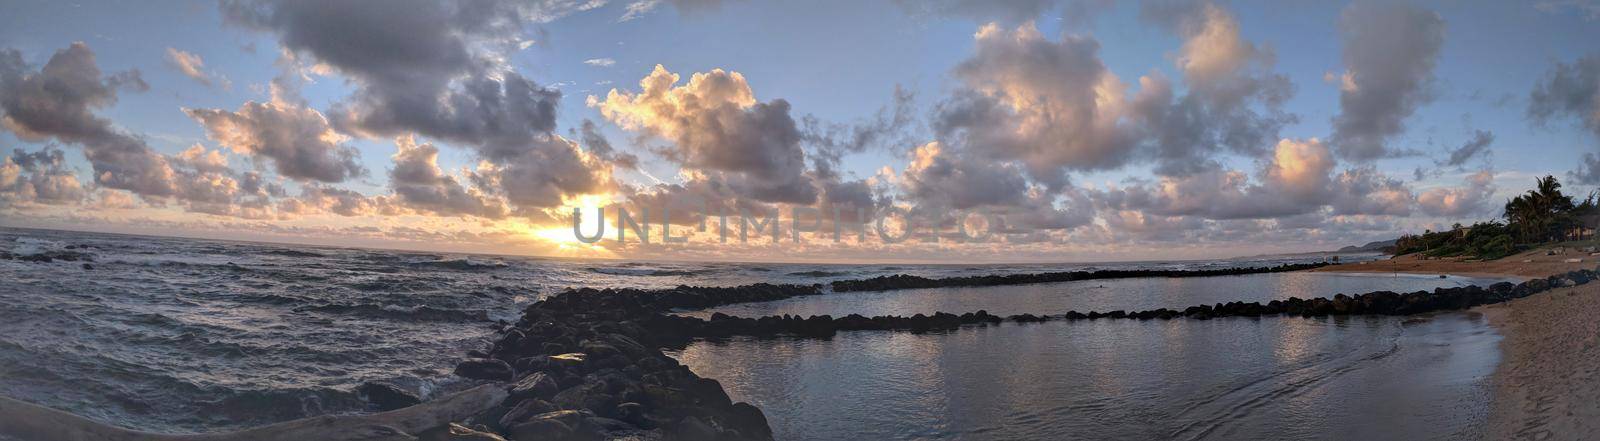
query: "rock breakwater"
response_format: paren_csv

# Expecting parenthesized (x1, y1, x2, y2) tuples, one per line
(829, 262, 1332, 292)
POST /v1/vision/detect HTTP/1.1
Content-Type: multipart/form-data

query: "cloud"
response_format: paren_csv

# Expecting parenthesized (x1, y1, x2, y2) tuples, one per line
(174, 143, 231, 174)
(592, 64, 816, 204)
(0, 42, 178, 199)
(801, 85, 916, 161)
(1134, 2, 1296, 175)
(1093, 137, 1419, 221)
(1096, 138, 1332, 220)
(1528, 55, 1600, 183)
(889, 141, 1092, 236)
(0, 146, 87, 207)
(1329, 166, 1414, 216)
(1330, 1, 1445, 161)
(900, 141, 1029, 210)
(1572, 153, 1600, 188)
(618, 0, 727, 22)
(1442, 129, 1494, 167)
(390, 136, 508, 218)
(575, 119, 638, 169)
(1529, 54, 1600, 136)
(584, 58, 616, 67)
(468, 136, 615, 211)
(933, 23, 1140, 188)
(165, 48, 227, 88)
(283, 185, 394, 217)
(221, 0, 572, 160)
(184, 93, 366, 183)
(222, 0, 619, 212)
(1417, 170, 1495, 217)
(893, 0, 1065, 24)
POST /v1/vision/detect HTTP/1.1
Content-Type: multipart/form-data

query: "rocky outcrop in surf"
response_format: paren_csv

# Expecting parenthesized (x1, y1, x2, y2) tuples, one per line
(829, 262, 1332, 292)
(0, 249, 95, 263)
(446, 285, 817, 440)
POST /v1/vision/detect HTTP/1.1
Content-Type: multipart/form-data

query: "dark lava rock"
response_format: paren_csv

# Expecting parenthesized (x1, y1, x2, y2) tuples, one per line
(498, 398, 557, 429)
(455, 358, 514, 382)
(829, 262, 1331, 292)
(670, 416, 720, 440)
(508, 418, 573, 441)
(511, 371, 559, 401)
(356, 382, 420, 412)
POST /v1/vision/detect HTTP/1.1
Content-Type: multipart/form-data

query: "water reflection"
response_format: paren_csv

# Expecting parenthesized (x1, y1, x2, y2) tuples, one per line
(670, 275, 1505, 440)
(684, 273, 1515, 319)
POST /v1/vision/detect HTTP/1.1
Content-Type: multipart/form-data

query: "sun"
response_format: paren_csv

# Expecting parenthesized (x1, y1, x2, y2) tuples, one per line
(518, 193, 616, 251)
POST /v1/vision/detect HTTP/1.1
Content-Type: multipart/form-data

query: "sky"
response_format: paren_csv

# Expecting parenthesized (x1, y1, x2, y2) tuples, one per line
(2, 0, 1600, 263)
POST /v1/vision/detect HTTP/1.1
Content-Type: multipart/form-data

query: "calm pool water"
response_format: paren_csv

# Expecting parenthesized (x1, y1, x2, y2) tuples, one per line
(670, 273, 1513, 440)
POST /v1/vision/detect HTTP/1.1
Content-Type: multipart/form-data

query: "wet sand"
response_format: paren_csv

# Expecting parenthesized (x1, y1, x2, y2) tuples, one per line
(1479, 281, 1600, 440)
(1315, 248, 1600, 440)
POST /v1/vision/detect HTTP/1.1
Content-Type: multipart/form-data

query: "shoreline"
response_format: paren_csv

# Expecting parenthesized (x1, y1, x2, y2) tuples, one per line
(1315, 249, 1598, 440)
(4, 254, 1592, 440)
(1479, 283, 1599, 440)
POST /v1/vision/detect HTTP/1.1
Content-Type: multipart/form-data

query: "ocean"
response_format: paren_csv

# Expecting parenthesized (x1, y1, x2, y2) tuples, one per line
(0, 227, 1503, 439)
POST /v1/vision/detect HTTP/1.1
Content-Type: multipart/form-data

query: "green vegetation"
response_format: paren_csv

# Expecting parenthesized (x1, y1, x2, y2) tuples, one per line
(1392, 175, 1598, 260)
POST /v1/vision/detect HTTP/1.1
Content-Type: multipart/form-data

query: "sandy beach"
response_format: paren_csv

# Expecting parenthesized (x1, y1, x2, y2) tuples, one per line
(1316, 247, 1600, 440)
(1311, 248, 1595, 279)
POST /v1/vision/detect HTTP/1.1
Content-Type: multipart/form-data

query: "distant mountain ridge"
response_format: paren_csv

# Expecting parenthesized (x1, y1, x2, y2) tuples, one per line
(1336, 239, 1397, 253)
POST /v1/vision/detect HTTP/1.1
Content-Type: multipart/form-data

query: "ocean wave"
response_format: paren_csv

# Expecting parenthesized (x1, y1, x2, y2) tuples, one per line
(787, 270, 850, 277)
(261, 249, 326, 258)
(293, 303, 490, 322)
(405, 259, 508, 271)
(588, 267, 712, 277)
(193, 387, 367, 428)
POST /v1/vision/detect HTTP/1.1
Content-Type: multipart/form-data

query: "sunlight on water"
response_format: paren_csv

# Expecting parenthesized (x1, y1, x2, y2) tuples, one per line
(671, 313, 1501, 441)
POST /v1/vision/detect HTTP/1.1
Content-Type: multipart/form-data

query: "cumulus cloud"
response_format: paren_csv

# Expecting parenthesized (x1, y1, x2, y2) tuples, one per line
(934, 23, 1140, 188)
(901, 141, 1028, 210)
(1134, 2, 1296, 175)
(0, 41, 299, 219)
(281, 185, 393, 217)
(390, 136, 507, 218)
(1093, 137, 1419, 222)
(165, 48, 227, 88)
(886, 141, 1092, 237)
(222, 0, 618, 211)
(222, 0, 569, 159)
(1096, 138, 1334, 220)
(174, 143, 231, 174)
(584, 58, 616, 67)
(0, 42, 178, 199)
(0, 146, 87, 206)
(1330, 1, 1445, 161)
(184, 93, 366, 183)
(1329, 166, 1414, 216)
(592, 65, 816, 204)
(468, 136, 614, 211)
(1418, 170, 1496, 217)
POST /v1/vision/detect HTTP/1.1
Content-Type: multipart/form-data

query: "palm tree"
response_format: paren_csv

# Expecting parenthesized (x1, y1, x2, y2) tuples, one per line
(1503, 175, 1577, 242)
